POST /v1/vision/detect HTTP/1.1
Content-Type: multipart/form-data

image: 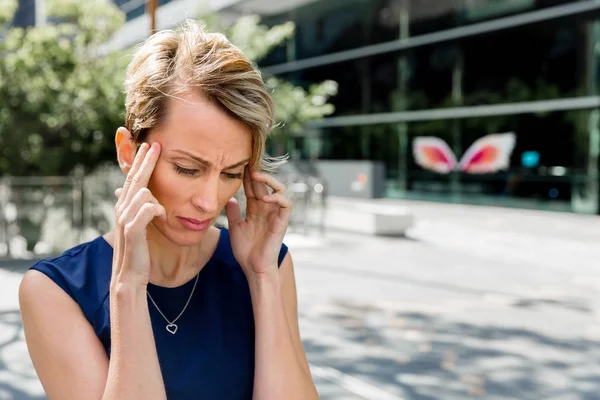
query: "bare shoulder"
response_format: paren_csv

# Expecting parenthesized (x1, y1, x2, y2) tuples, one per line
(19, 269, 109, 400)
(19, 269, 69, 318)
(19, 268, 85, 314)
(20, 269, 63, 304)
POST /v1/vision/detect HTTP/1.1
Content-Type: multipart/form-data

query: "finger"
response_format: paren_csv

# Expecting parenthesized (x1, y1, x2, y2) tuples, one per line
(243, 165, 256, 199)
(115, 188, 123, 198)
(122, 142, 161, 207)
(250, 173, 270, 199)
(261, 192, 293, 220)
(123, 202, 167, 241)
(114, 189, 158, 277)
(118, 202, 165, 281)
(224, 197, 242, 228)
(118, 188, 163, 227)
(117, 142, 150, 209)
(261, 192, 293, 208)
(251, 171, 286, 194)
(249, 170, 283, 199)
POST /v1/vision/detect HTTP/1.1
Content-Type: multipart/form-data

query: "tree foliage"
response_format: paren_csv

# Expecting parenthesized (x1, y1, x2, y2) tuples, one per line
(0, 1, 337, 176)
(0, 0, 17, 27)
(0, 0, 126, 175)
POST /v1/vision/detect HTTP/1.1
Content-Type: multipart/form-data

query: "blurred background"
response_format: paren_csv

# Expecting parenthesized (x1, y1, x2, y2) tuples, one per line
(1, 0, 600, 399)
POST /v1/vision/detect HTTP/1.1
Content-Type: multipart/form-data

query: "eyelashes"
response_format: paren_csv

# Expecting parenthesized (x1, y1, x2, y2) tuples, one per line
(174, 165, 198, 176)
(223, 172, 243, 180)
(173, 165, 243, 180)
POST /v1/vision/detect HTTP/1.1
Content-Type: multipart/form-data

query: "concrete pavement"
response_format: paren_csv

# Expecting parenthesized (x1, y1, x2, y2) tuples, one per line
(1, 200, 599, 399)
(292, 200, 600, 399)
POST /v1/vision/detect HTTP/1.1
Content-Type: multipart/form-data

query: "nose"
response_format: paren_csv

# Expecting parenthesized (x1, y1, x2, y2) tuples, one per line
(191, 174, 219, 216)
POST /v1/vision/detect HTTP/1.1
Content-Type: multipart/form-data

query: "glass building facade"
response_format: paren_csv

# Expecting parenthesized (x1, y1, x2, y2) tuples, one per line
(112, 0, 178, 22)
(257, 0, 600, 214)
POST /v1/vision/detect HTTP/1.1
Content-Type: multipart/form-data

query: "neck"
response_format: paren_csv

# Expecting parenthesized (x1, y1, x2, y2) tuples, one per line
(147, 225, 220, 287)
(105, 225, 220, 288)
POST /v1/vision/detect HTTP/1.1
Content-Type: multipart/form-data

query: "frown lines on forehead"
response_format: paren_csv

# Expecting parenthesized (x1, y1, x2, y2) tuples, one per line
(172, 149, 248, 170)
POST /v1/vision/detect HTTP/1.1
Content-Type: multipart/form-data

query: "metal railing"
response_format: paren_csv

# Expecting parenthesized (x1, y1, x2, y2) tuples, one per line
(0, 164, 327, 259)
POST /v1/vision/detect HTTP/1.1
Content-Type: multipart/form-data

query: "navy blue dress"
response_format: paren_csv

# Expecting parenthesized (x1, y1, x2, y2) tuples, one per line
(29, 228, 288, 399)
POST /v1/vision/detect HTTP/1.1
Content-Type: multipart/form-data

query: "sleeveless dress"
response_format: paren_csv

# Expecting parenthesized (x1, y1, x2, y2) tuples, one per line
(29, 228, 288, 399)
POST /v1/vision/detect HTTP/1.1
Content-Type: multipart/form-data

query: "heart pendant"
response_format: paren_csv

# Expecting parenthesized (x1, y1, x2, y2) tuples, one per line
(166, 323, 178, 335)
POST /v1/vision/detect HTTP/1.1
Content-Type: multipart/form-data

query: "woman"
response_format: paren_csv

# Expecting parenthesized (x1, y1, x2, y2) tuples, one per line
(19, 20, 318, 400)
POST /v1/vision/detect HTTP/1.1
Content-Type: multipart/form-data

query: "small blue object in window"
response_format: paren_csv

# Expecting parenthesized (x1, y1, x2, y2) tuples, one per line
(521, 151, 540, 168)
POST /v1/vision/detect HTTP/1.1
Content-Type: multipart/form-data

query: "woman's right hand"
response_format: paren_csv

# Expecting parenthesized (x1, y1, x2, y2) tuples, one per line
(111, 142, 166, 288)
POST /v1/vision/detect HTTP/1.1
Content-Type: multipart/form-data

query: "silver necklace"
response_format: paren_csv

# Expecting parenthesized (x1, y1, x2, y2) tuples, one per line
(147, 272, 200, 335)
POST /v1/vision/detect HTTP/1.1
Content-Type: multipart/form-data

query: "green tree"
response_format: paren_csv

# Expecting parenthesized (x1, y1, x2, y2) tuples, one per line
(0, 0, 17, 27)
(0, 0, 127, 176)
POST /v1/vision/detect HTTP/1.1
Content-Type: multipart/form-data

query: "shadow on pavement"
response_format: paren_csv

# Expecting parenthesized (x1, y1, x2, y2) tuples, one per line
(302, 300, 600, 400)
(0, 310, 45, 400)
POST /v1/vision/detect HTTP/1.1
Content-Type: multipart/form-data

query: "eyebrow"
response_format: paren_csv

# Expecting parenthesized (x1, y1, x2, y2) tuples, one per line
(171, 149, 249, 170)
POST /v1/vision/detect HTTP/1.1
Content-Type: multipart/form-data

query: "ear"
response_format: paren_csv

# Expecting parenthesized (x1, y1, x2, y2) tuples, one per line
(115, 127, 136, 174)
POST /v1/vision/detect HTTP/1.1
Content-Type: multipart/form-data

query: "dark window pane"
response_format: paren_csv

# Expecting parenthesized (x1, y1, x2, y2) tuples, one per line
(259, 0, 580, 66)
(409, 0, 574, 36)
(281, 60, 365, 117)
(370, 44, 455, 113)
(462, 18, 580, 106)
(12, 0, 36, 28)
(368, 0, 403, 45)
(294, 0, 370, 59)
(126, 4, 146, 21)
(370, 15, 585, 113)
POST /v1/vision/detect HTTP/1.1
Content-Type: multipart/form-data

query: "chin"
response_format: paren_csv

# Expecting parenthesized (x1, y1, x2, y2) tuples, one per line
(174, 228, 213, 247)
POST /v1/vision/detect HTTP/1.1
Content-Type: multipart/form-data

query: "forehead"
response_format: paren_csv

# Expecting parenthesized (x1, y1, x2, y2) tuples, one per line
(152, 91, 253, 162)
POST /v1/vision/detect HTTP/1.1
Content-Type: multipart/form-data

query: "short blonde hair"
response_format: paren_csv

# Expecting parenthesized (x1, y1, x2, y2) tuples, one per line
(124, 19, 284, 172)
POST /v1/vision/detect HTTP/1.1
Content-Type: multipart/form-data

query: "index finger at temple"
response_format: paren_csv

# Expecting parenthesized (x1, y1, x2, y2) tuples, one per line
(133, 142, 161, 190)
(119, 142, 149, 204)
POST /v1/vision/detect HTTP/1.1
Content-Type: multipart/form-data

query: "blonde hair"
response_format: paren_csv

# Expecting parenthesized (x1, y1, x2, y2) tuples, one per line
(123, 19, 285, 172)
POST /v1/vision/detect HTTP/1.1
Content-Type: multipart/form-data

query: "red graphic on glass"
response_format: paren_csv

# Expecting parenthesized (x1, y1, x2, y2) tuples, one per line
(412, 132, 516, 174)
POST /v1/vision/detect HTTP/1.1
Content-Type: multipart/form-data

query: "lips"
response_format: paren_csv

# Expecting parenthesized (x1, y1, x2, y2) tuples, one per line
(176, 217, 211, 231)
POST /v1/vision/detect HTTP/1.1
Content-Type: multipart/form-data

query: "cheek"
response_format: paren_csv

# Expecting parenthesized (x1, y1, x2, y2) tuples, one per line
(147, 162, 178, 204)
(217, 180, 243, 205)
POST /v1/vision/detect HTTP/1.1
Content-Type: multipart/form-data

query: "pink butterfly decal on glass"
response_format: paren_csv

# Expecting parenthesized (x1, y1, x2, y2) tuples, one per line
(412, 132, 516, 174)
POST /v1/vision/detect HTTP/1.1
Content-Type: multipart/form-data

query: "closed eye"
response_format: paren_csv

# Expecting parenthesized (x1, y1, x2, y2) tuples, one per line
(223, 172, 243, 180)
(174, 165, 199, 176)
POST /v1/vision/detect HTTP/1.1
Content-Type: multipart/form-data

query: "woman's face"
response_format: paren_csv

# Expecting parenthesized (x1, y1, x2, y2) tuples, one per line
(118, 92, 253, 246)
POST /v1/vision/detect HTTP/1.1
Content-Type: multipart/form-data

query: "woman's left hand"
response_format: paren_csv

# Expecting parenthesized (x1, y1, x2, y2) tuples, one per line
(226, 166, 292, 279)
